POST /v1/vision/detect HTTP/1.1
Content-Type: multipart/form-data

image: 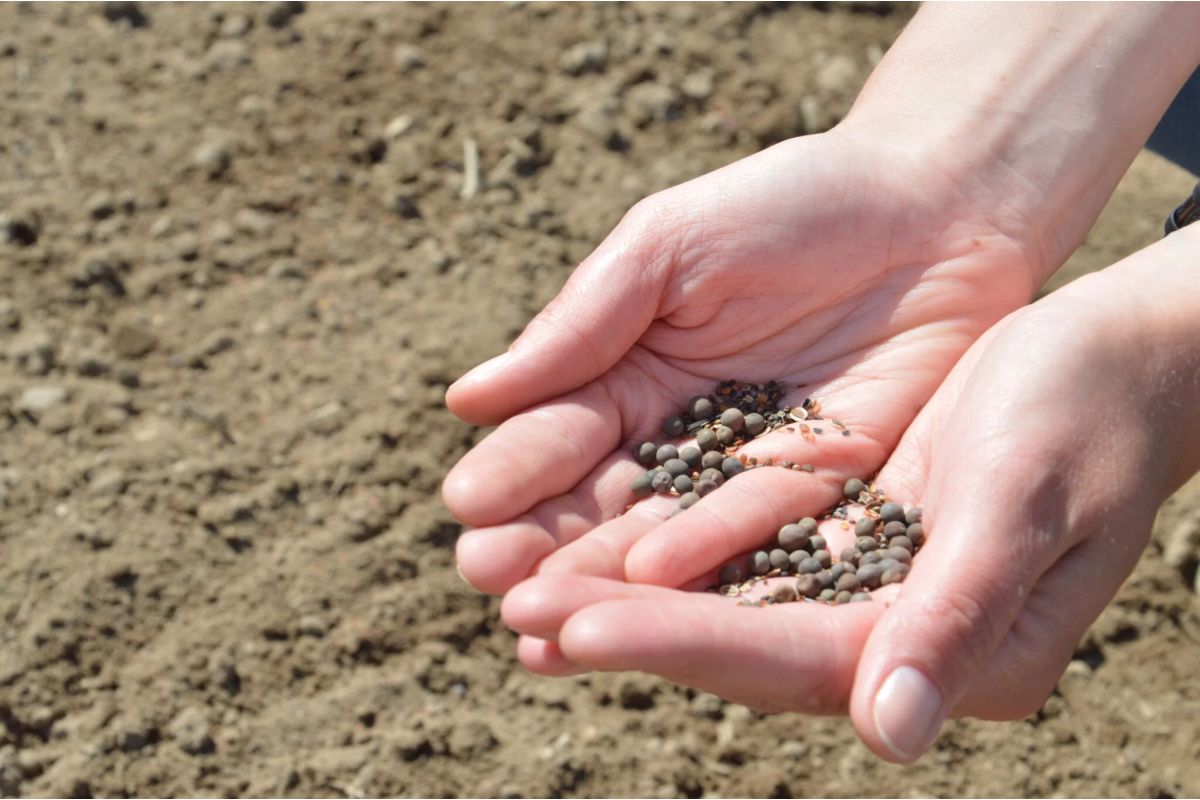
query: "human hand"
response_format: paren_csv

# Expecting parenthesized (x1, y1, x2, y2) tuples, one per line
(500, 227, 1200, 762)
(444, 128, 1042, 600)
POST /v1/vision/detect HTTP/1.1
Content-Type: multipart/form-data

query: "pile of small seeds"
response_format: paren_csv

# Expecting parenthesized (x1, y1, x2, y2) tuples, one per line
(630, 381, 828, 511)
(716, 478, 925, 606)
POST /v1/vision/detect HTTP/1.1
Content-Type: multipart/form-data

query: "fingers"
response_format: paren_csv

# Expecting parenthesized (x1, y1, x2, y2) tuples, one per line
(503, 574, 685, 641)
(442, 382, 625, 527)
(515, 635, 589, 677)
(558, 592, 882, 714)
(446, 213, 667, 426)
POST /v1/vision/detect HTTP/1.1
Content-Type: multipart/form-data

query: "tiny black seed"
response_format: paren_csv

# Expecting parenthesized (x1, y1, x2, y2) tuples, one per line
(769, 549, 790, 570)
(879, 502, 905, 523)
(679, 491, 701, 509)
(721, 457, 745, 479)
(701, 450, 724, 470)
(854, 517, 877, 537)
(635, 442, 658, 466)
(673, 474, 694, 495)
(662, 414, 686, 438)
(679, 446, 702, 469)
(905, 506, 924, 525)
(656, 444, 679, 465)
(744, 413, 766, 436)
(752, 551, 771, 575)
(844, 478, 866, 499)
(719, 408, 745, 433)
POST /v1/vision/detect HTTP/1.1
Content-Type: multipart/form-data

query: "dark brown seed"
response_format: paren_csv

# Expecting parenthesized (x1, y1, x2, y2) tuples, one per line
(890, 535, 914, 553)
(857, 563, 884, 589)
(843, 478, 866, 499)
(813, 549, 832, 568)
(818, 588, 837, 602)
(721, 457, 745, 479)
(795, 556, 821, 574)
(882, 564, 910, 585)
(688, 395, 715, 421)
(636, 442, 657, 467)
(700, 467, 725, 486)
(795, 574, 822, 598)
(701, 450, 724, 470)
(663, 414, 686, 438)
(850, 592, 873, 603)
(631, 473, 654, 498)
(719, 408, 745, 433)
(884, 546, 912, 564)
(656, 444, 679, 465)
(663, 458, 690, 477)
(907, 523, 925, 546)
(715, 425, 736, 447)
(744, 412, 766, 436)
(799, 517, 819, 536)
(809, 535, 826, 553)
(877, 557, 900, 573)
(879, 502, 905, 523)
(696, 429, 719, 453)
(769, 549, 790, 570)
(680, 446, 702, 469)
(839, 548, 859, 566)
(854, 517, 877, 537)
(752, 551, 771, 575)
(772, 583, 798, 603)
(778, 524, 810, 553)
(679, 491, 700, 509)
(854, 536, 878, 553)
(816, 569, 835, 590)
(718, 562, 745, 585)
(788, 550, 808, 570)
(859, 551, 882, 566)
(652, 471, 673, 493)
(831, 563, 856, 581)
(882, 520, 907, 540)
(834, 590, 853, 605)
(695, 478, 718, 497)
(905, 506, 924, 525)
(673, 474, 694, 494)
(835, 573, 861, 593)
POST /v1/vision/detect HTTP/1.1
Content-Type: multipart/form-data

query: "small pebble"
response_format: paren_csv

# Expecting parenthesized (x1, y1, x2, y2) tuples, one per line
(744, 413, 766, 436)
(720, 457, 744, 479)
(752, 551, 771, 575)
(884, 547, 912, 565)
(631, 473, 654, 498)
(652, 471, 673, 493)
(835, 573, 861, 593)
(854, 517, 877, 537)
(688, 395, 715, 420)
(715, 425, 735, 447)
(812, 549, 832, 568)
(879, 502, 905, 523)
(701, 450, 724, 470)
(719, 562, 745, 585)
(680, 446, 702, 469)
(834, 590, 853, 605)
(695, 478, 719, 497)
(818, 588, 837, 602)
(890, 535, 914, 553)
(809, 535, 826, 552)
(882, 520, 907, 539)
(771, 583, 798, 603)
(859, 550, 882, 566)
(855, 536, 878, 553)
(881, 564, 910, 585)
(843, 478, 865, 499)
(795, 574, 821, 598)
(850, 592, 873, 603)
(679, 491, 701, 509)
(719, 408, 744, 432)
(696, 429, 719, 453)
(663, 415, 686, 438)
(794, 556, 821, 574)
(656, 444, 679, 465)
(906, 523, 925, 546)
(769, 549, 790, 570)
(905, 507, 924, 525)
(673, 474, 694, 494)
(635, 442, 657, 466)
(778, 524, 809, 553)
(857, 563, 883, 589)
(664, 458, 690, 477)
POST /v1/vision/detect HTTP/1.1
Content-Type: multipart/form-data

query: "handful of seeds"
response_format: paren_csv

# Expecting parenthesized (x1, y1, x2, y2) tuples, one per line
(626, 380, 926, 606)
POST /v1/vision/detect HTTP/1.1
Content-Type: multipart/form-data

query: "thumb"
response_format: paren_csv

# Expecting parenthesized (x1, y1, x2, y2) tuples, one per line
(445, 205, 669, 425)
(848, 479, 1061, 763)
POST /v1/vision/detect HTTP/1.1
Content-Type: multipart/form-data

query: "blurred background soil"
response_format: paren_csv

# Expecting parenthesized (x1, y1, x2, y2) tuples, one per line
(2, 2, 1199, 797)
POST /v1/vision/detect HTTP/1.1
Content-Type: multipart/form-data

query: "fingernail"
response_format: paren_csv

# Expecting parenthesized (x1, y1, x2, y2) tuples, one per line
(456, 352, 511, 386)
(872, 666, 945, 762)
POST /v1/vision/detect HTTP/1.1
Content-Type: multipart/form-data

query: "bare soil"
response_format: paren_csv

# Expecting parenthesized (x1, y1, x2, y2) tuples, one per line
(2, 3, 1199, 797)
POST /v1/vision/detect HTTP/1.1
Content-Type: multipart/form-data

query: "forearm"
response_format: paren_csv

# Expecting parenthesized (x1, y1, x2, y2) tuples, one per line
(843, 2, 1200, 283)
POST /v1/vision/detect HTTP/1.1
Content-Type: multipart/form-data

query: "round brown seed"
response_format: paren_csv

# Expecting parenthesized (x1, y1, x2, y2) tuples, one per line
(752, 551, 771, 575)
(839, 548, 859, 566)
(662, 415, 685, 438)
(843, 478, 866, 499)
(631, 473, 654, 498)
(679, 446, 702, 469)
(906, 523, 925, 546)
(688, 395, 715, 421)
(719, 408, 745, 433)
(696, 429, 719, 453)
(816, 569, 835, 590)
(882, 520, 907, 540)
(830, 563, 854, 581)
(695, 478, 718, 497)
(879, 502, 905, 523)
(772, 583, 798, 603)
(809, 535, 826, 553)
(812, 549, 832, 568)
(835, 573, 861, 593)
(795, 556, 822, 575)
(890, 535, 914, 553)
(715, 425, 736, 447)
(769, 549, 790, 570)
(905, 506, 923, 525)
(718, 562, 745, 585)
(857, 563, 884, 589)
(854, 517, 877, 537)
(651, 471, 673, 493)
(881, 564, 910, 585)
(788, 550, 809, 571)
(855, 536, 878, 553)
(834, 590, 853, 605)
(799, 517, 819, 536)
(850, 592, 873, 603)
(679, 491, 700, 509)
(795, 574, 822, 598)
(663, 458, 689, 477)
(884, 546, 912, 564)
(721, 457, 745, 479)
(744, 412, 766, 436)
(818, 588, 837, 602)
(877, 557, 900, 573)
(701, 450, 724, 470)
(700, 467, 725, 486)
(778, 524, 810, 553)
(859, 551, 882, 566)
(673, 474, 694, 494)
(656, 444, 679, 465)
(635, 442, 658, 467)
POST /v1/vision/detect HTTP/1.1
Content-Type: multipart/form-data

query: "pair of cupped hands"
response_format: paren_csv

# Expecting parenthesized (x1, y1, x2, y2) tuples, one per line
(441, 132, 1186, 762)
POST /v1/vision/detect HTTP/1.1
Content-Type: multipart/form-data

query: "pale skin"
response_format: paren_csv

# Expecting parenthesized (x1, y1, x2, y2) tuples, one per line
(442, 3, 1200, 763)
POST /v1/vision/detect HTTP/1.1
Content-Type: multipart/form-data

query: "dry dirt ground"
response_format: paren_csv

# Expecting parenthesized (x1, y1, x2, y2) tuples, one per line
(2, 3, 1200, 798)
